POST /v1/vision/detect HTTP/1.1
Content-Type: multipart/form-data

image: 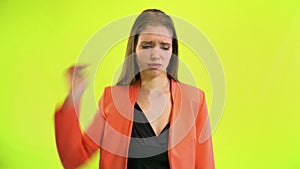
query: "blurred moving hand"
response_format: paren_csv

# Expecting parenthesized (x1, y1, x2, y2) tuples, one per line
(65, 65, 88, 101)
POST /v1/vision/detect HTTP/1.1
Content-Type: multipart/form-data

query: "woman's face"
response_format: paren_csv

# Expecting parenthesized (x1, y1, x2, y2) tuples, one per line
(135, 25, 173, 78)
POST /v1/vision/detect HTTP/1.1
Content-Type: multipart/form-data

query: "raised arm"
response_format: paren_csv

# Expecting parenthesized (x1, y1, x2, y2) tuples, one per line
(54, 96, 100, 169)
(54, 65, 104, 169)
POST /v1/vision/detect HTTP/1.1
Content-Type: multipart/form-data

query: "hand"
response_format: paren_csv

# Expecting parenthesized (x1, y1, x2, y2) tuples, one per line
(65, 65, 89, 101)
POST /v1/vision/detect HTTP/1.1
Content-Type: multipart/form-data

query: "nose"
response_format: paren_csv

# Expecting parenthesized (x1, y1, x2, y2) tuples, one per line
(150, 48, 160, 61)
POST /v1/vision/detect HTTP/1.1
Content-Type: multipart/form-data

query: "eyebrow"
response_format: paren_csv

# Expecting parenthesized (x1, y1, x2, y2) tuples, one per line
(141, 41, 171, 45)
(160, 42, 171, 46)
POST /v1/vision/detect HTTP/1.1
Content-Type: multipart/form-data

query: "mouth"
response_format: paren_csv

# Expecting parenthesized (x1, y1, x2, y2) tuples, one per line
(148, 63, 162, 69)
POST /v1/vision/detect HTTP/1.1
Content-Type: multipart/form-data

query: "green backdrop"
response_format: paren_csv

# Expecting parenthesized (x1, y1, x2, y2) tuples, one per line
(1, 0, 299, 168)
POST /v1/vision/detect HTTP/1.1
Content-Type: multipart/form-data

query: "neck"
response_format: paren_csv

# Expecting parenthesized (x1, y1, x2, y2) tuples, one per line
(140, 73, 170, 92)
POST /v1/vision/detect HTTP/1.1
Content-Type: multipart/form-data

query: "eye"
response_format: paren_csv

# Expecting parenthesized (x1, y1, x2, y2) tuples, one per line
(161, 46, 170, 50)
(141, 44, 152, 49)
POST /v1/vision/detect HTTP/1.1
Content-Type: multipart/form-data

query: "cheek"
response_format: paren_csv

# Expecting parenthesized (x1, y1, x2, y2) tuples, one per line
(163, 53, 172, 65)
(136, 51, 147, 64)
(136, 50, 150, 59)
(135, 49, 153, 65)
(135, 53, 148, 69)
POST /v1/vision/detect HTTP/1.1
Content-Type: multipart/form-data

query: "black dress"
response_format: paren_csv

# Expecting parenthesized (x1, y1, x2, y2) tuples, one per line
(127, 103, 170, 169)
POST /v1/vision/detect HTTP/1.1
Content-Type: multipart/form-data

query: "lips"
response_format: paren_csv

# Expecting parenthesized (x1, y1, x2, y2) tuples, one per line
(148, 63, 162, 69)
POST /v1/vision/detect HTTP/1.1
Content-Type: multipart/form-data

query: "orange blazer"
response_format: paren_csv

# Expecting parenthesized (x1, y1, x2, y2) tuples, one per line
(54, 79, 215, 169)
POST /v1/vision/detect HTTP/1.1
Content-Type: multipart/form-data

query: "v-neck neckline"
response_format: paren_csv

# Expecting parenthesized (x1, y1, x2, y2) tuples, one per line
(134, 103, 170, 137)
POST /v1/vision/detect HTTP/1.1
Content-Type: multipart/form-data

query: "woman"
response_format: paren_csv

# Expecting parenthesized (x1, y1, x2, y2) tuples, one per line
(55, 9, 215, 169)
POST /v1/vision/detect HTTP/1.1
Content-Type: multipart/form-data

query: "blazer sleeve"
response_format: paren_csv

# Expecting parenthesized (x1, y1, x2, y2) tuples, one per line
(54, 93, 106, 169)
(195, 91, 215, 169)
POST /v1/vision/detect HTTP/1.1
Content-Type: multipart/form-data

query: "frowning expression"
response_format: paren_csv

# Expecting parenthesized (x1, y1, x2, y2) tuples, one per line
(135, 25, 173, 77)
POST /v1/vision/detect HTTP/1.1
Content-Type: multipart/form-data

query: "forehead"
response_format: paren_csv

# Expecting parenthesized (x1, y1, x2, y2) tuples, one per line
(138, 26, 172, 43)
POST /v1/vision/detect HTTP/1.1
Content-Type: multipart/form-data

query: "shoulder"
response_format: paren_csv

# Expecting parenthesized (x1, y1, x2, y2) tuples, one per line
(102, 85, 130, 96)
(99, 85, 132, 117)
(176, 82, 205, 99)
(100, 85, 134, 103)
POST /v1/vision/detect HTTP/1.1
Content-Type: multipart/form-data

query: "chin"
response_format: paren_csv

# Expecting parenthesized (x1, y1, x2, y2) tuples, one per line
(147, 69, 165, 77)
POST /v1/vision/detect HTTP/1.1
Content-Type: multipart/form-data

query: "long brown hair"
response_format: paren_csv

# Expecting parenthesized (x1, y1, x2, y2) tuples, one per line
(117, 9, 179, 86)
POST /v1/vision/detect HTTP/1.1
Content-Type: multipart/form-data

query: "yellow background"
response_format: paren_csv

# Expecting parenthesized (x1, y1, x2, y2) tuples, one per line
(1, 0, 299, 168)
